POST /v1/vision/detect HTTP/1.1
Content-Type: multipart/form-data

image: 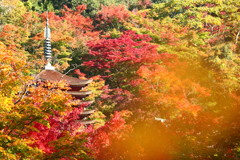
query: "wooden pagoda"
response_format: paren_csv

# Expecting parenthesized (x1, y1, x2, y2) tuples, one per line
(35, 14, 96, 125)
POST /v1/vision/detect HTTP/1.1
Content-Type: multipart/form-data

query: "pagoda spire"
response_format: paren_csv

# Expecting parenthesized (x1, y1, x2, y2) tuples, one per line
(44, 11, 55, 70)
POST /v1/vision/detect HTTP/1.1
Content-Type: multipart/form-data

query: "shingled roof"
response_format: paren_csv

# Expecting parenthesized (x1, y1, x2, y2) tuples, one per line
(36, 70, 92, 86)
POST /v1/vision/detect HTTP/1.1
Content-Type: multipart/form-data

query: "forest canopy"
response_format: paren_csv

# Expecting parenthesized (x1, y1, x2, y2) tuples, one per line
(0, 0, 239, 159)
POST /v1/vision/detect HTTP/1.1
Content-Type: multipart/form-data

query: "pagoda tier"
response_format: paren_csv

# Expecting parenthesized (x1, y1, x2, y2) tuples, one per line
(36, 70, 92, 86)
(71, 100, 94, 107)
(67, 91, 93, 99)
(36, 69, 96, 125)
(79, 119, 96, 125)
(79, 109, 96, 120)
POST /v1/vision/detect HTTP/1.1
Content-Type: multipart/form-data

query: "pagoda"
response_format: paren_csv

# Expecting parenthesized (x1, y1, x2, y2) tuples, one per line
(35, 14, 95, 125)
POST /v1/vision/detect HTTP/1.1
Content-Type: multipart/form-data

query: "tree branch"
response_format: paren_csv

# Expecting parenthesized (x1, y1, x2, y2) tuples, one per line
(235, 30, 240, 44)
(14, 83, 30, 105)
(63, 64, 81, 76)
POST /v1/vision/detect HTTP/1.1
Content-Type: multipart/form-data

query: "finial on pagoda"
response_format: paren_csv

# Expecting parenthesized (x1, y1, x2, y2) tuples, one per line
(44, 11, 55, 70)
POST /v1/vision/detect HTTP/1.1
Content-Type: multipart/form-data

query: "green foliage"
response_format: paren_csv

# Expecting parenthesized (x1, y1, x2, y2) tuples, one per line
(148, 0, 240, 45)
(22, 0, 139, 17)
(23, 0, 55, 12)
(72, 0, 138, 17)
(72, 0, 103, 17)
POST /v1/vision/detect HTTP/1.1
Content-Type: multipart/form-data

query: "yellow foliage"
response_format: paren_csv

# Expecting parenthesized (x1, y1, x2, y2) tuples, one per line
(0, 42, 31, 97)
(0, 0, 27, 24)
(0, 96, 13, 112)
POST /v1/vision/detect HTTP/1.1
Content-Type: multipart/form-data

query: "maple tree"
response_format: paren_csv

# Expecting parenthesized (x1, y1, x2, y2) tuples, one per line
(88, 110, 132, 159)
(0, 42, 39, 159)
(83, 30, 158, 89)
(95, 5, 130, 32)
(81, 3, 240, 158)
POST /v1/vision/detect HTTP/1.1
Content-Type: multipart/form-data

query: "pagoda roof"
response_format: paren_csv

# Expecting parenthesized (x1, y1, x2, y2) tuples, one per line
(79, 119, 96, 125)
(36, 70, 92, 86)
(80, 109, 95, 115)
(79, 110, 96, 119)
(67, 90, 92, 98)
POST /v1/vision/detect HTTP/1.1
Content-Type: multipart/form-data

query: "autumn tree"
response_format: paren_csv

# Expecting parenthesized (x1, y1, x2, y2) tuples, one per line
(94, 5, 130, 32)
(147, 0, 240, 90)
(82, 3, 240, 158)
(0, 4, 99, 72)
(0, 39, 136, 159)
(0, 42, 93, 159)
(83, 30, 158, 90)
(0, 42, 39, 159)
